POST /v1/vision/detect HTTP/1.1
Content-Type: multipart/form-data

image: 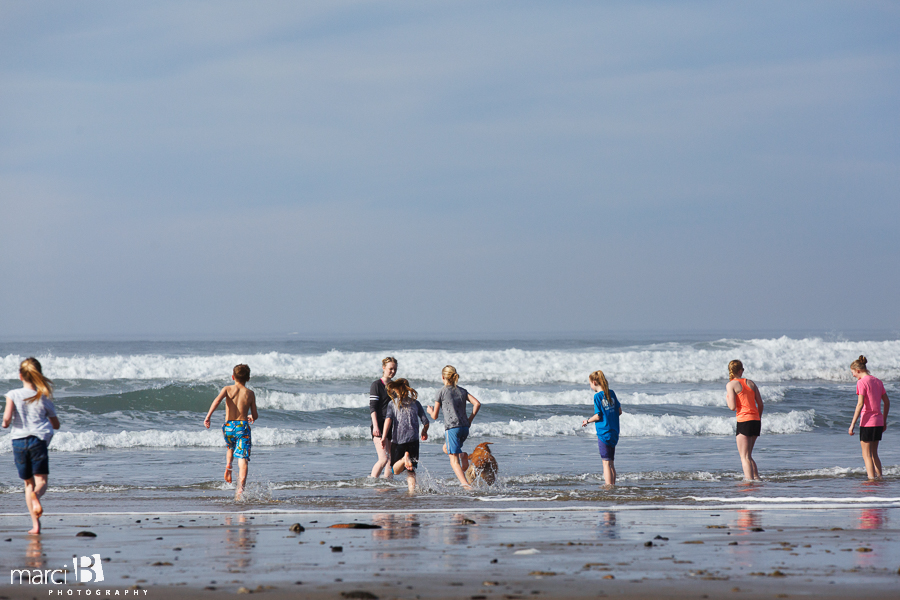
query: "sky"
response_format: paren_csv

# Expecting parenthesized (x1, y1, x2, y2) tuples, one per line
(1, 1, 898, 338)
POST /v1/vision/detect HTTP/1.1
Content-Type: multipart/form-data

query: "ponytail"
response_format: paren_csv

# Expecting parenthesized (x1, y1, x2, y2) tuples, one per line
(442, 365, 459, 387)
(589, 370, 612, 408)
(728, 360, 744, 381)
(850, 355, 869, 374)
(19, 357, 53, 403)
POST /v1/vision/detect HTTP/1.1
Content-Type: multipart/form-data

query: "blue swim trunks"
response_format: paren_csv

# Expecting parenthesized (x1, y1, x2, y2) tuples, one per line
(445, 426, 469, 455)
(223, 420, 252, 460)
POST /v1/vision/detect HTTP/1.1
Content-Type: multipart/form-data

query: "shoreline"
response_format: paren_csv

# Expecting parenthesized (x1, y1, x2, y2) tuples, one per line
(2, 507, 898, 598)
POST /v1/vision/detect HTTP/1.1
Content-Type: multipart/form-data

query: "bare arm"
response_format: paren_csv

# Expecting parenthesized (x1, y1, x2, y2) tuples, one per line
(249, 391, 259, 424)
(582, 413, 600, 427)
(420, 420, 429, 441)
(427, 402, 440, 421)
(467, 394, 481, 424)
(882, 393, 890, 430)
(1, 397, 13, 428)
(752, 381, 763, 417)
(380, 417, 392, 445)
(725, 381, 738, 411)
(849, 394, 865, 435)
(204, 388, 228, 429)
(49, 416, 61, 430)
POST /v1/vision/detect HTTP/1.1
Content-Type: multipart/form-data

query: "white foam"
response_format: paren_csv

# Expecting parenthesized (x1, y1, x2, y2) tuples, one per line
(0, 410, 815, 453)
(3, 337, 898, 384)
(256, 386, 787, 411)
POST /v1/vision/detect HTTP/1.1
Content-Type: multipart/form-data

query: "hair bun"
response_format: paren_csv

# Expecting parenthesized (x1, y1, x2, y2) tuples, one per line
(859, 355, 867, 365)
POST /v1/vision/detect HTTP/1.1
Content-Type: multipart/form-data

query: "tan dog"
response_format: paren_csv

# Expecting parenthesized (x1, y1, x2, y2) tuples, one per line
(464, 442, 498, 485)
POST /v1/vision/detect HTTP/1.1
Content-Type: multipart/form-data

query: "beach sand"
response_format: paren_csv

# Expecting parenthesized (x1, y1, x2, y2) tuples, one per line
(2, 507, 898, 599)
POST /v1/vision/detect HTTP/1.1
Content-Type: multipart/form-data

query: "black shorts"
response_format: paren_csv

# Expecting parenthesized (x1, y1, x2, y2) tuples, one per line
(736, 420, 761, 437)
(860, 426, 884, 443)
(391, 440, 420, 471)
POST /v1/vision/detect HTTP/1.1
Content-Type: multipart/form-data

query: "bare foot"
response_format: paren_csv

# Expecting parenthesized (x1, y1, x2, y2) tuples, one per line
(27, 526, 41, 535)
(32, 496, 43, 518)
(403, 453, 414, 472)
(224, 467, 233, 483)
(234, 487, 243, 501)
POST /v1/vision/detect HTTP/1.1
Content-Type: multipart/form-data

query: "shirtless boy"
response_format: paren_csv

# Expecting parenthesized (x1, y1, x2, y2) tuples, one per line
(204, 364, 258, 499)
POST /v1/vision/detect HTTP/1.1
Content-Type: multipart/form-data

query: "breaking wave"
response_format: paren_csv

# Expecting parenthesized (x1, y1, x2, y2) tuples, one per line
(2, 337, 897, 384)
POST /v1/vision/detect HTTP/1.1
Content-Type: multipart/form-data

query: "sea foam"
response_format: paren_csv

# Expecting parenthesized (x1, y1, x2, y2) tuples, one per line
(0, 410, 814, 453)
(257, 386, 786, 411)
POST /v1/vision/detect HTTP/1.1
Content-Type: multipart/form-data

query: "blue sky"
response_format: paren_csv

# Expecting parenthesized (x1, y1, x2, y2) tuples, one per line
(1, 1, 898, 337)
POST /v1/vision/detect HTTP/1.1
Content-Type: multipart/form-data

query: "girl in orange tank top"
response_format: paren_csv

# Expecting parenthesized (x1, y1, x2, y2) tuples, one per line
(733, 378, 761, 422)
(725, 360, 764, 481)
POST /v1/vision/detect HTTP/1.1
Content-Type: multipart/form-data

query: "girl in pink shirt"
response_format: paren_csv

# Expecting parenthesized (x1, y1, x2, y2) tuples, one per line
(848, 355, 891, 480)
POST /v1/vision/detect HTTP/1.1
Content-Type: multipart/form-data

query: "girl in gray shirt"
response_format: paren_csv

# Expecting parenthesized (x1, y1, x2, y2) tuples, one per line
(381, 379, 429, 493)
(428, 365, 481, 489)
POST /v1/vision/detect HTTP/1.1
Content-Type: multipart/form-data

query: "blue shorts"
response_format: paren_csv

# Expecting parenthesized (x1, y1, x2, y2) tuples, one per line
(13, 436, 50, 480)
(445, 426, 469, 455)
(223, 421, 252, 461)
(597, 439, 616, 461)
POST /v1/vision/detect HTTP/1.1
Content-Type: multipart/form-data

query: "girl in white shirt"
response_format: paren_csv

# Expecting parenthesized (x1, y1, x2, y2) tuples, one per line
(2, 358, 60, 534)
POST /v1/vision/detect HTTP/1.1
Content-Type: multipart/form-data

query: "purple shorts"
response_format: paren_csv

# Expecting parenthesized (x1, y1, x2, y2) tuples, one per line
(597, 439, 616, 461)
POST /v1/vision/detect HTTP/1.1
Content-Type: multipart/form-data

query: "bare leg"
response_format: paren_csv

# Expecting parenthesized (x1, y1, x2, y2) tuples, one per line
(449, 454, 472, 489)
(370, 437, 389, 478)
(224, 448, 234, 483)
(460, 452, 469, 472)
(24, 476, 47, 534)
(602, 460, 616, 485)
(235, 458, 248, 500)
(736, 435, 759, 480)
(860, 441, 882, 480)
(871, 440, 883, 478)
(392, 453, 416, 493)
(382, 440, 393, 478)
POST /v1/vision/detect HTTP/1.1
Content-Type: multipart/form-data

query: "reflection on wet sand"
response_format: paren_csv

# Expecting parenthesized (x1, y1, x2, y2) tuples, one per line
(224, 514, 255, 571)
(598, 511, 618, 539)
(858, 508, 887, 530)
(734, 509, 761, 531)
(372, 513, 421, 541)
(25, 536, 43, 569)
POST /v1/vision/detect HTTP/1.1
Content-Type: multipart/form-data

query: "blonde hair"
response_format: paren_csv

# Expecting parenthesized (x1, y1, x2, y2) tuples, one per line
(387, 378, 417, 409)
(382, 356, 398, 368)
(442, 365, 459, 387)
(19, 358, 53, 404)
(589, 370, 612, 407)
(233, 364, 250, 384)
(728, 360, 744, 381)
(850, 355, 869, 374)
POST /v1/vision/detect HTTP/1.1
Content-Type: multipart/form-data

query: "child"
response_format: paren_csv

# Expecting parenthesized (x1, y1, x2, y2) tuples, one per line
(725, 360, 763, 481)
(848, 355, 890, 480)
(428, 365, 481, 489)
(204, 364, 259, 500)
(2, 358, 60, 534)
(381, 378, 429, 493)
(581, 370, 622, 485)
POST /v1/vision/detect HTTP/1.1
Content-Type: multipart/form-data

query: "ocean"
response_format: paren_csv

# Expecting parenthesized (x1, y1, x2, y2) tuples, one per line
(1, 334, 898, 514)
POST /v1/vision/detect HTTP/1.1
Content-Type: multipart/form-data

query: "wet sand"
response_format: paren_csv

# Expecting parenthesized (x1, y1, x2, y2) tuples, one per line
(1, 507, 898, 599)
